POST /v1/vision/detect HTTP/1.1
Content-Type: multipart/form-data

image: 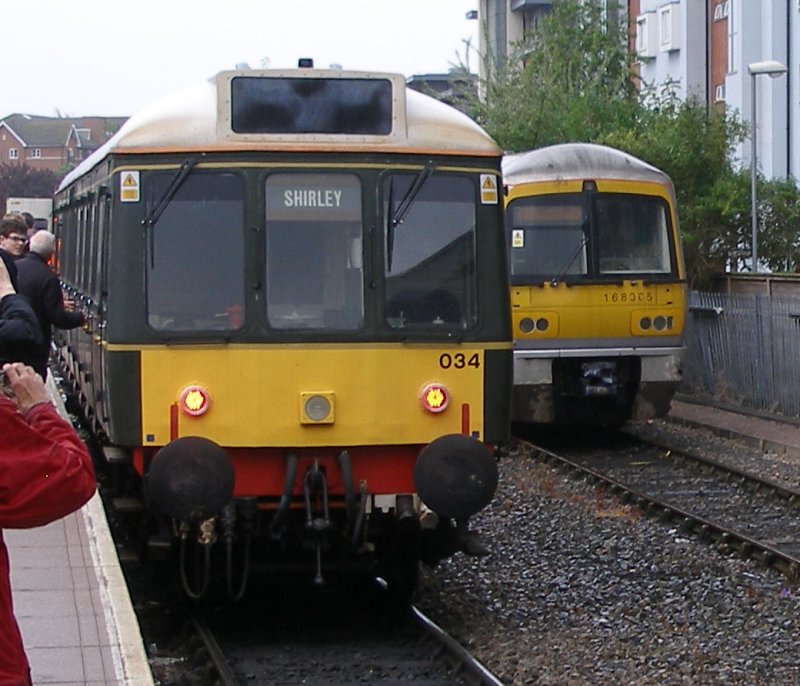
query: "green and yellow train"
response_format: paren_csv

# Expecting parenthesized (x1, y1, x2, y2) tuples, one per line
(53, 66, 512, 597)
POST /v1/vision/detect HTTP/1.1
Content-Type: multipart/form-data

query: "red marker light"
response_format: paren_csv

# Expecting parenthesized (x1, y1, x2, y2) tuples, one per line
(179, 385, 211, 417)
(420, 383, 450, 414)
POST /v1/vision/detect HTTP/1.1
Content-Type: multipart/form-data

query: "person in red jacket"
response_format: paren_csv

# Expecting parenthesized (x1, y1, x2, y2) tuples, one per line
(0, 255, 96, 685)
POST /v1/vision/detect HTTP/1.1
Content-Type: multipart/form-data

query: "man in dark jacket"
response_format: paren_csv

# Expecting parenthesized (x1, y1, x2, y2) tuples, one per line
(15, 231, 85, 380)
(0, 252, 41, 370)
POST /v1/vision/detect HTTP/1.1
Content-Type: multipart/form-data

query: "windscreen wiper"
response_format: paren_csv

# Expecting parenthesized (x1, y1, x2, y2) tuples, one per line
(142, 158, 197, 229)
(386, 161, 435, 272)
(550, 234, 588, 287)
(386, 177, 396, 272)
(142, 158, 197, 267)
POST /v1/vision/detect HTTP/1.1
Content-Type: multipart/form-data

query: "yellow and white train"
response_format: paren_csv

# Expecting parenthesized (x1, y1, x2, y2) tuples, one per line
(502, 143, 687, 426)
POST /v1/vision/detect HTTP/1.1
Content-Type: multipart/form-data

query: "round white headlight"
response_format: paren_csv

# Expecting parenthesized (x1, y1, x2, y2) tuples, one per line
(305, 394, 332, 422)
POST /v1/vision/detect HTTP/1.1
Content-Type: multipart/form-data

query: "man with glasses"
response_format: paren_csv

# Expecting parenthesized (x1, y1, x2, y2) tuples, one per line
(0, 215, 29, 259)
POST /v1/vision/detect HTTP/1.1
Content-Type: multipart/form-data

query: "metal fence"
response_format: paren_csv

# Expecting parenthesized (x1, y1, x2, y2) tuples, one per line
(682, 291, 800, 417)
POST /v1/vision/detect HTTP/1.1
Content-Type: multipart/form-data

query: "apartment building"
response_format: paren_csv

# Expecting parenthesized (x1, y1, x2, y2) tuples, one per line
(478, 0, 796, 180)
(635, 0, 793, 179)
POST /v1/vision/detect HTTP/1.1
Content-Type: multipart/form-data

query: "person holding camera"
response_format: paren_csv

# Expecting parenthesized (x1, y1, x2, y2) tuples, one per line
(0, 256, 96, 686)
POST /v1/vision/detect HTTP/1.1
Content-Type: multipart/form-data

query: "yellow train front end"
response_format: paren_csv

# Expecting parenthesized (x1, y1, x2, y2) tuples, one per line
(140, 345, 492, 454)
(132, 337, 504, 593)
(136, 342, 498, 506)
(503, 144, 687, 426)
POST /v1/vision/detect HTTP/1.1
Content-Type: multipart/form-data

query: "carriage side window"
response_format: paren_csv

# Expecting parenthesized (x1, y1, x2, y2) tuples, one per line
(595, 194, 672, 274)
(145, 172, 245, 331)
(264, 173, 364, 330)
(383, 173, 477, 329)
(507, 195, 587, 283)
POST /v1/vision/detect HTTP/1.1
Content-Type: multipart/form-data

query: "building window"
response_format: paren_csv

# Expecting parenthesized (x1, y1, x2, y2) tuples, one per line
(636, 16, 648, 55)
(727, 0, 736, 73)
(31, 148, 41, 159)
(659, 3, 681, 52)
(636, 12, 657, 59)
(9, 148, 17, 160)
(659, 7, 672, 49)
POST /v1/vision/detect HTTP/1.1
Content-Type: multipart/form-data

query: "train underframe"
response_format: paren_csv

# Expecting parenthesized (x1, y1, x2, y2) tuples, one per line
(103, 436, 498, 601)
(512, 350, 683, 426)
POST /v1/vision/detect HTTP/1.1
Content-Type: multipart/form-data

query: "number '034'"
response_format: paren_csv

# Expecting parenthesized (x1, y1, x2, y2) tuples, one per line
(439, 353, 481, 369)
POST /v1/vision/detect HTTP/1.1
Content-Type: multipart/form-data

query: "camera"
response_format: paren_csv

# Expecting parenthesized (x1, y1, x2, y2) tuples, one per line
(0, 371, 11, 396)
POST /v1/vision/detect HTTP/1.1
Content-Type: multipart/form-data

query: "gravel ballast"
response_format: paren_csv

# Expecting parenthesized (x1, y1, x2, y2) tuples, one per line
(413, 420, 800, 685)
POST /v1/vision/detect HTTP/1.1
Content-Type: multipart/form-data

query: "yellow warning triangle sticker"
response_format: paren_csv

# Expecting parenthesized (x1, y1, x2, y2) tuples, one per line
(479, 174, 498, 204)
(120, 171, 141, 202)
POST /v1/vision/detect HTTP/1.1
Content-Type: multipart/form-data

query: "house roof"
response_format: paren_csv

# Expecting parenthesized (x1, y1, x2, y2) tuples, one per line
(67, 125, 98, 150)
(1, 114, 72, 146)
(0, 113, 127, 147)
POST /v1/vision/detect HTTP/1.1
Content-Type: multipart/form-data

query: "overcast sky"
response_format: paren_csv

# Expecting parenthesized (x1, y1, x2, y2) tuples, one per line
(3, 0, 479, 118)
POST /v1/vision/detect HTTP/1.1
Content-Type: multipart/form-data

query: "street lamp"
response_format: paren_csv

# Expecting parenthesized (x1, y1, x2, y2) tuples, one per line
(747, 60, 787, 273)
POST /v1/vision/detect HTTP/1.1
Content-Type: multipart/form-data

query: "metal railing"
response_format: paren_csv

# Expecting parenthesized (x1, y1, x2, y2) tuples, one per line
(682, 291, 800, 417)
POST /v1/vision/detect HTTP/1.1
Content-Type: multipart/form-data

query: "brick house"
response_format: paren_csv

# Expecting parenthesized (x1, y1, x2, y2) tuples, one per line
(0, 114, 127, 174)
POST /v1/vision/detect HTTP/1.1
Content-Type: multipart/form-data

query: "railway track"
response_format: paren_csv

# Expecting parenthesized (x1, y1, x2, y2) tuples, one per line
(188, 579, 504, 686)
(517, 431, 800, 583)
(123, 558, 506, 685)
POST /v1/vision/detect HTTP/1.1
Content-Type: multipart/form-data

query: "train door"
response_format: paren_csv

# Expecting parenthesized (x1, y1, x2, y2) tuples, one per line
(92, 195, 111, 430)
(73, 204, 92, 383)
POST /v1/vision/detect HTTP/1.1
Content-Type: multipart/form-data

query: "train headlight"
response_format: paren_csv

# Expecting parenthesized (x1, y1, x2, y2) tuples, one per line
(420, 383, 450, 414)
(300, 392, 335, 424)
(636, 312, 675, 334)
(519, 316, 550, 334)
(179, 385, 212, 417)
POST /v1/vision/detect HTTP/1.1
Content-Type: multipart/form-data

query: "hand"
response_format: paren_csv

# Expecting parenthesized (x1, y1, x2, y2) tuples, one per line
(3, 363, 50, 414)
(0, 258, 15, 299)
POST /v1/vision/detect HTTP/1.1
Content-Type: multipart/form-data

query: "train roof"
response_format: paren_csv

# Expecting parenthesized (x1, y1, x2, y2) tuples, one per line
(59, 69, 499, 191)
(501, 143, 672, 187)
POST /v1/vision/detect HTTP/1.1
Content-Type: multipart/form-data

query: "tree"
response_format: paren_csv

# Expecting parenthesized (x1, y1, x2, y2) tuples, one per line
(602, 92, 748, 287)
(757, 174, 800, 273)
(473, 0, 639, 150)
(0, 164, 60, 215)
(470, 0, 776, 287)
